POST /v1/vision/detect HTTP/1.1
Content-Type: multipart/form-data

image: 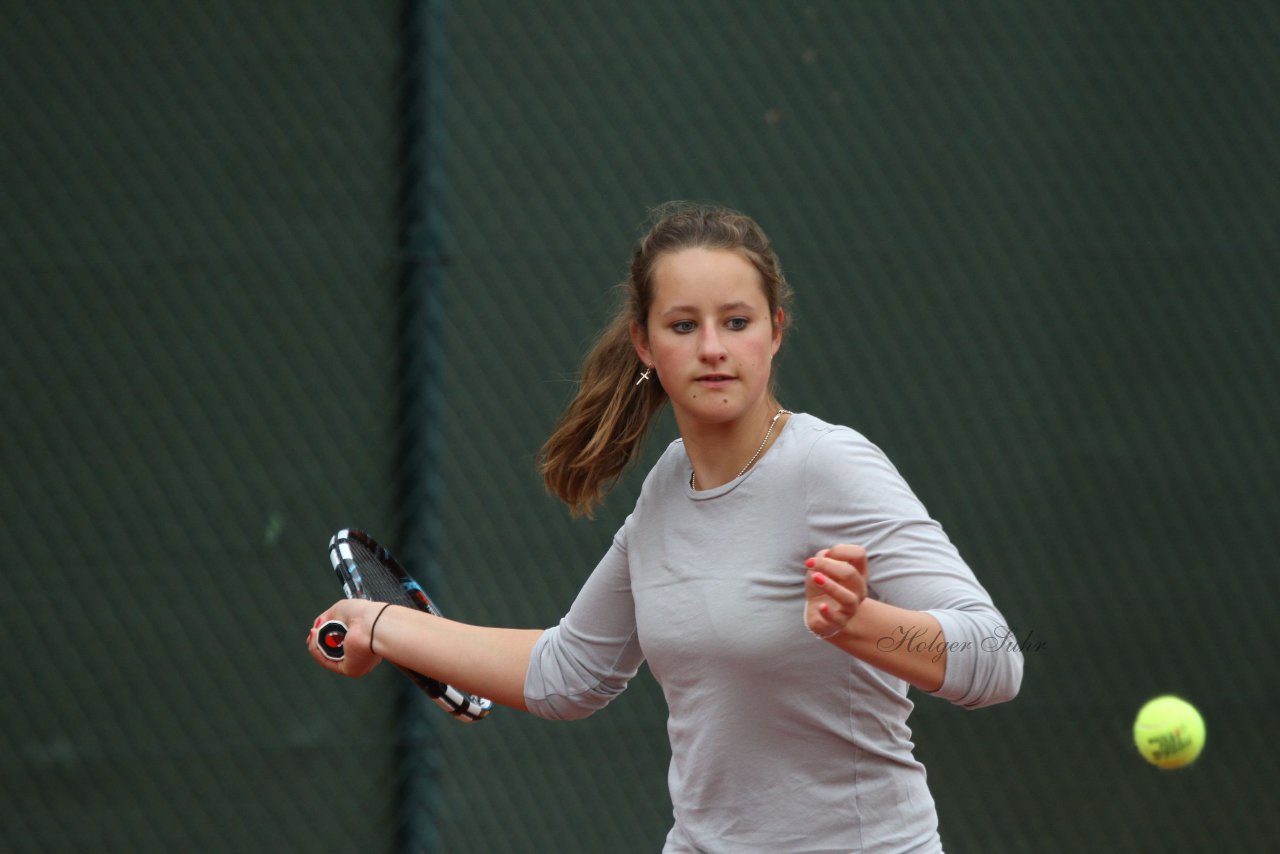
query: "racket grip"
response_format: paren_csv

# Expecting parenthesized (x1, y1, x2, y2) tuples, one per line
(317, 620, 348, 661)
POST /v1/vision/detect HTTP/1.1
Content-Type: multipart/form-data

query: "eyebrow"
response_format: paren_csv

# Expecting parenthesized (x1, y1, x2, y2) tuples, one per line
(659, 301, 756, 318)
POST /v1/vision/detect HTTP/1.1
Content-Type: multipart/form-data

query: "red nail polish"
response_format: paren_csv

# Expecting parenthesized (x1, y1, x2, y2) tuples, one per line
(805, 558, 815, 568)
(814, 572, 826, 585)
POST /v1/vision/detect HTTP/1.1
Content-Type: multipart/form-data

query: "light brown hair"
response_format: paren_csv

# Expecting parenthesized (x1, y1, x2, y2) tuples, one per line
(539, 202, 793, 517)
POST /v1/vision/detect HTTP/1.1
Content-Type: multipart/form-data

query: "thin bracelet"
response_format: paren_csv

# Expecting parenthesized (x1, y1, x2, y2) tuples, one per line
(369, 602, 394, 655)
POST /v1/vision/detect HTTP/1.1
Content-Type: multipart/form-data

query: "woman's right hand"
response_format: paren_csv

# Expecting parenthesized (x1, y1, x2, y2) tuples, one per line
(305, 599, 389, 678)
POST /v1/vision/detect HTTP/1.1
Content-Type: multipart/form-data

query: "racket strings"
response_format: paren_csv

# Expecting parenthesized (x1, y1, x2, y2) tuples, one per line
(346, 543, 415, 605)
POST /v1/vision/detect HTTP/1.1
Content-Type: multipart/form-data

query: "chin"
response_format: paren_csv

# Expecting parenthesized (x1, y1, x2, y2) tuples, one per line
(677, 396, 752, 425)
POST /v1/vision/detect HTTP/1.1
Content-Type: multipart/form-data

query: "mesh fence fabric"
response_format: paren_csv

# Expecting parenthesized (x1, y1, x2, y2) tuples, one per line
(3, 1, 1279, 852)
(2, 2, 407, 851)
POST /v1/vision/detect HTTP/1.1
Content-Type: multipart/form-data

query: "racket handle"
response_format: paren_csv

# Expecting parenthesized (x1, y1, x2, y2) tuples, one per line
(317, 620, 348, 661)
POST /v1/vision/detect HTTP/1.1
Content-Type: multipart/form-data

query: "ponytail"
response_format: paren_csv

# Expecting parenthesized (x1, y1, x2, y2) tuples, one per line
(538, 302, 667, 517)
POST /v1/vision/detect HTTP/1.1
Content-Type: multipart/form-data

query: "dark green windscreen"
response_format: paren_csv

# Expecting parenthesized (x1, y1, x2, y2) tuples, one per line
(1, 3, 405, 850)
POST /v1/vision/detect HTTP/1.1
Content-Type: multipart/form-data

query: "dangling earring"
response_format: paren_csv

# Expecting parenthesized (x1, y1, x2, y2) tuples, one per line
(635, 365, 652, 386)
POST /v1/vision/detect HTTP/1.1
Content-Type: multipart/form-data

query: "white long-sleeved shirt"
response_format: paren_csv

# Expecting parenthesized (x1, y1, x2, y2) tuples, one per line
(525, 413, 1023, 853)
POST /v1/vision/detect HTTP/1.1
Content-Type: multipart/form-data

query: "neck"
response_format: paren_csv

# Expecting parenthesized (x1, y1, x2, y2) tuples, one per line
(683, 401, 789, 490)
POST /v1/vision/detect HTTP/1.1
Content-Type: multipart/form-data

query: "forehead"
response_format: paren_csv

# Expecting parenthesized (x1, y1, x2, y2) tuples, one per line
(649, 247, 766, 307)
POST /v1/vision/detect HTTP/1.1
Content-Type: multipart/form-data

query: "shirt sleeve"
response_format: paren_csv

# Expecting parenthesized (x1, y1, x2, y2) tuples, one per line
(523, 525, 646, 720)
(804, 427, 1023, 709)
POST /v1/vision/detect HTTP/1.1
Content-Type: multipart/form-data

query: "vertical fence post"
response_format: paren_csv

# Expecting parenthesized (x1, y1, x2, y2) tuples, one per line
(396, 0, 448, 851)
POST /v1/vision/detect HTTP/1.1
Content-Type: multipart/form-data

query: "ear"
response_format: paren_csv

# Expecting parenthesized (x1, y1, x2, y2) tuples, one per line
(630, 320, 652, 367)
(771, 308, 785, 356)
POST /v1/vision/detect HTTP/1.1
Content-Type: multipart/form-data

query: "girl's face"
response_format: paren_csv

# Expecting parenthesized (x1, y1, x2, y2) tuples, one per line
(632, 247, 783, 429)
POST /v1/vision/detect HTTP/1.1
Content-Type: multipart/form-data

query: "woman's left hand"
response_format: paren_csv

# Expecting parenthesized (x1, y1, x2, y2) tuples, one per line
(804, 544, 869, 640)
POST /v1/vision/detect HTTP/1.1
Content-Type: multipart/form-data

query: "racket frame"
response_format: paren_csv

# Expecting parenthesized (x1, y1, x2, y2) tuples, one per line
(328, 528, 493, 722)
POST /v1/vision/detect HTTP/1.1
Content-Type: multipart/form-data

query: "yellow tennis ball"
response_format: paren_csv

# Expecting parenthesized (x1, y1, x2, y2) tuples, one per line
(1133, 695, 1205, 770)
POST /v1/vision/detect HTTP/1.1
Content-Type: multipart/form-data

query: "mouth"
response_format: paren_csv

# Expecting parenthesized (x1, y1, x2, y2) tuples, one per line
(695, 373, 736, 385)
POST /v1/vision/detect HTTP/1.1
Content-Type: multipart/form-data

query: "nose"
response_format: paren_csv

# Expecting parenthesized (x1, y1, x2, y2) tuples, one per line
(697, 325, 728, 363)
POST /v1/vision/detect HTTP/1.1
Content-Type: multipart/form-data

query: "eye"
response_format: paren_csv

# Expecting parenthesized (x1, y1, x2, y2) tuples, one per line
(672, 320, 696, 333)
(726, 316, 749, 331)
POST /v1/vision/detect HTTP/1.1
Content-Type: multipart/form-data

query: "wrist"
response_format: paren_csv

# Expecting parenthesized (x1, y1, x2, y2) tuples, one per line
(369, 602, 394, 656)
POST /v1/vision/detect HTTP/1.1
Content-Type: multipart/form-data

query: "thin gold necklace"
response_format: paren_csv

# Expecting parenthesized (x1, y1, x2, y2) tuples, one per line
(690, 408, 791, 490)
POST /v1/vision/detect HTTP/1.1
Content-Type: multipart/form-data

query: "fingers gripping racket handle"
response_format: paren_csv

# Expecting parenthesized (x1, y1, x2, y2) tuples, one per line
(317, 620, 348, 661)
(315, 617, 491, 721)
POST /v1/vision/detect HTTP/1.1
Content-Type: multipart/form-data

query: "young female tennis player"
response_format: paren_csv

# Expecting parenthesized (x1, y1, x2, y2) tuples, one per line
(309, 203, 1022, 852)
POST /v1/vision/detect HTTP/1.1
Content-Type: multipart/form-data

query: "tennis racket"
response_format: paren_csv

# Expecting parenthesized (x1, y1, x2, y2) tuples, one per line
(317, 528, 493, 723)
